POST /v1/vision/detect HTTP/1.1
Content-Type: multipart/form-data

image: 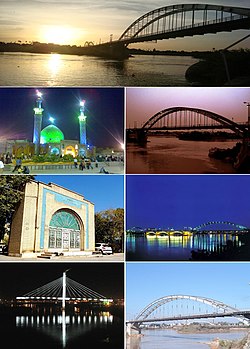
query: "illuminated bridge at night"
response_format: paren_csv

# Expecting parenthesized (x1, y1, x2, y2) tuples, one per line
(126, 295, 250, 333)
(126, 107, 249, 143)
(83, 4, 250, 58)
(16, 271, 113, 308)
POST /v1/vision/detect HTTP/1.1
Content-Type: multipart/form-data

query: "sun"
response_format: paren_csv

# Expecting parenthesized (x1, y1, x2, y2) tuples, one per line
(41, 26, 80, 45)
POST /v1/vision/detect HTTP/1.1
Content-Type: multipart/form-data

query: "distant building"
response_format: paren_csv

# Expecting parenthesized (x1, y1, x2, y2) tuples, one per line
(8, 180, 95, 257)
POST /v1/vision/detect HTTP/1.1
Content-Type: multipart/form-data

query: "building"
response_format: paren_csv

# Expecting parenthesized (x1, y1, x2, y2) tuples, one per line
(8, 180, 95, 257)
(1, 90, 94, 159)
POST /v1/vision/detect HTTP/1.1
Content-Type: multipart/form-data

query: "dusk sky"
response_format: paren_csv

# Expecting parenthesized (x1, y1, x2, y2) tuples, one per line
(36, 175, 124, 213)
(126, 175, 250, 229)
(126, 263, 250, 319)
(0, 262, 124, 299)
(0, 87, 124, 148)
(126, 87, 250, 128)
(0, 0, 249, 50)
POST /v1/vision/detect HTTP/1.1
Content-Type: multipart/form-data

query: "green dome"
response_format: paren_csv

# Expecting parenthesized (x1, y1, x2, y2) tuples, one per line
(40, 124, 64, 144)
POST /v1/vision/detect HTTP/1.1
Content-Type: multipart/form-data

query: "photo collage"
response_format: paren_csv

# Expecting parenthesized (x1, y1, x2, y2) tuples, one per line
(0, 1, 250, 348)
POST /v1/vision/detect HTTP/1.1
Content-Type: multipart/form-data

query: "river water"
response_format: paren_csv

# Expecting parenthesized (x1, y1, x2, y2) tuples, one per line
(126, 136, 238, 174)
(127, 329, 248, 349)
(126, 232, 248, 261)
(0, 308, 123, 349)
(0, 52, 197, 86)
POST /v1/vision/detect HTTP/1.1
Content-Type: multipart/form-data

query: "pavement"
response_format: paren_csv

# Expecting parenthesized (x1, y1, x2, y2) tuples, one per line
(2, 162, 124, 175)
(0, 253, 124, 262)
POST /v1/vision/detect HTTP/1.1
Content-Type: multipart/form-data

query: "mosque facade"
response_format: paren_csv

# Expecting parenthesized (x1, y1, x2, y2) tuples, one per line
(2, 90, 94, 159)
(8, 180, 95, 257)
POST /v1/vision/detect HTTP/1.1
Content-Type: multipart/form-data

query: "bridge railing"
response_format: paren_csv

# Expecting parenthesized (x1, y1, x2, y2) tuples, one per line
(119, 13, 248, 41)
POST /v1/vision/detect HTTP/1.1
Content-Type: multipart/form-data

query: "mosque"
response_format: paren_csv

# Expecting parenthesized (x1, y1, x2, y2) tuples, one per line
(4, 90, 95, 159)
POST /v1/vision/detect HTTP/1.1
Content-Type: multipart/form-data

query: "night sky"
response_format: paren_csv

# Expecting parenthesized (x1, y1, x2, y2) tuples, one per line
(126, 175, 250, 229)
(0, 87, 124, 148)
(0, 263, 124, 300)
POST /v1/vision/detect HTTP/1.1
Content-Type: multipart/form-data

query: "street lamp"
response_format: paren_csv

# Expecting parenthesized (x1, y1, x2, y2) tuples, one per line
(244, 102, 250, 139)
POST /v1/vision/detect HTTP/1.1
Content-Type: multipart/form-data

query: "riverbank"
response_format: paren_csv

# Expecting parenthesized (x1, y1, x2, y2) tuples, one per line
(185, 50, 250, 86)
(209, 332, 250, 349)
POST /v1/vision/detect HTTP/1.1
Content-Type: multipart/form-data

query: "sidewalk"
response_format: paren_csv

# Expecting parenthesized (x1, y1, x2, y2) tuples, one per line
(3, 162, 124, 175)
(0, 253, 124, 262)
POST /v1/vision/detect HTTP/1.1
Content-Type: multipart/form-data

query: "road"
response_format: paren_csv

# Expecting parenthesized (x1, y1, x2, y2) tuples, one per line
(0, 253, 124, 262)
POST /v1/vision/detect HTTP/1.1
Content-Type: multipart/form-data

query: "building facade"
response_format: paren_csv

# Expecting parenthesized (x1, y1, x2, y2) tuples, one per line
(8, 180, 95, 257)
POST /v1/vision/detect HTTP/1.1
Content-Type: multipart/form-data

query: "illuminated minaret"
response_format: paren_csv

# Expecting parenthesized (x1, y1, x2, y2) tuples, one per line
(33, 90, 44, 155)
(78, 100, 87, 146)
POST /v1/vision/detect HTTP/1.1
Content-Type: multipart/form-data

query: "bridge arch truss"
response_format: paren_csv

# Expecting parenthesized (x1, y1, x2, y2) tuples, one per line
(141, 107, 247, 136)
(194, 221, 249, 231)
(119, 4, 250, 43)
(134, 294, 249, 325)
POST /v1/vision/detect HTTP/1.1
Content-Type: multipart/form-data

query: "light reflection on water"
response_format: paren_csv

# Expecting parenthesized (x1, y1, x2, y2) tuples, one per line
(127, 329, 248, 349)
(0, 53, 196, 86)
(16, 311, 114, 348)
(126, 233, 244, 261)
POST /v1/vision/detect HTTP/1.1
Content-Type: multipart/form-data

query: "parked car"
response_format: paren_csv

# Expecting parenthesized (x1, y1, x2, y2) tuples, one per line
(95, 243, 113, 255)
(0, 243, 8, 254)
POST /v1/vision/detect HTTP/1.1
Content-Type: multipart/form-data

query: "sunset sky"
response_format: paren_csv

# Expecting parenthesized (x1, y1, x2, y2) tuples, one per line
(126, 87, 250, 128)
(0, 0, 250, 50)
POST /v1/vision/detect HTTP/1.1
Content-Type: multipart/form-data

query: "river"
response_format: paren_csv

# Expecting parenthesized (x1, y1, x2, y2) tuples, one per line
(127, 329, 248, 349)
(0, 308, 123, 349)
(126, 232, 248, 261)
(0, 52, 197, 86)
(126, 136, 238, 174)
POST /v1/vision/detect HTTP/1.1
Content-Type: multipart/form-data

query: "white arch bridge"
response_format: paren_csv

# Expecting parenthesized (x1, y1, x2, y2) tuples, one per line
(127, 295, 250, 333)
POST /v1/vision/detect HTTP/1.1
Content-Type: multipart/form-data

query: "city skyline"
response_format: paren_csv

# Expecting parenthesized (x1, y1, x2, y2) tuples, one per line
(35, 175, 124, 213)
(126, 175, 250, 229)
(126, 87, 250, 128)
(0, 0, 249, 51)
(0, 88, 124, 149)
(126, 263, 250, 320)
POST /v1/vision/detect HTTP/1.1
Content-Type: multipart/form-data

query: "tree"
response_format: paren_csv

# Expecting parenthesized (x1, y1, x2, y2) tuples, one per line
(0, 175, 34, 240)
(95, 208, 124, 252)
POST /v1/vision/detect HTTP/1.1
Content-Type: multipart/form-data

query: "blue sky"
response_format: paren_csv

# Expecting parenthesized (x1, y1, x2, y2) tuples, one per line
(126, 175, 250, 229)
(126, 262, 250, 319)
(36, 175, 124, 212)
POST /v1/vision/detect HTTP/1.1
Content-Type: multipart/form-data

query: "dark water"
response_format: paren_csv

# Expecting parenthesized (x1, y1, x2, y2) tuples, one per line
(126, 232, 249, 261)
(0, 52, 197, 86)
(127, 329, 248, 349)
(0, 308, 123, 349)
(126, 137, 238, 174)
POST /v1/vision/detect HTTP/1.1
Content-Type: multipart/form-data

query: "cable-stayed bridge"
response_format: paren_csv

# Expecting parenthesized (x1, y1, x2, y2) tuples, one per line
(16, 271, 113, 308)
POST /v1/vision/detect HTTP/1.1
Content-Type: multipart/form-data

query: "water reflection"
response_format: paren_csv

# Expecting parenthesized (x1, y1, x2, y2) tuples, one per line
(126, 232, 249, 261)
(16, 310, 114, 348)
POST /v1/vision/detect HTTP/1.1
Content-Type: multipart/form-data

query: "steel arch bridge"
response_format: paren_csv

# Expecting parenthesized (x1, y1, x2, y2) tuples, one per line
(119, 4, 250, 45)
(127, 294, 250, 328)
(140, 107, 247, 137)
(194, 221, 249, 231)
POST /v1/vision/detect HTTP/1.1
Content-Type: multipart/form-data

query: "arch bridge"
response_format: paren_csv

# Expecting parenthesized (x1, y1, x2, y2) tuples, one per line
(127, 107, 248, 143)
(119, 4, 250, 45)
(194, 221, 249, 231)
(81, 4, 250, 59)
(127, 294, 250, 333)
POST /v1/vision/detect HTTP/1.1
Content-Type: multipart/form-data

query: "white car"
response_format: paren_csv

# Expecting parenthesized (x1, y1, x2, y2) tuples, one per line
(95, 243, 113, 255)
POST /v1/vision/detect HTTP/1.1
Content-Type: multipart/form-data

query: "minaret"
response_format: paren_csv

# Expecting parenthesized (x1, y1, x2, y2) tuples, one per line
(78, 100, 87, 146)
(33, 90, 44, 155)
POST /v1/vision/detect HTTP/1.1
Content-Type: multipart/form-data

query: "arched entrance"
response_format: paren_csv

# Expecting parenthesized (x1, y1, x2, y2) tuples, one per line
(48, 210, 82, 250)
